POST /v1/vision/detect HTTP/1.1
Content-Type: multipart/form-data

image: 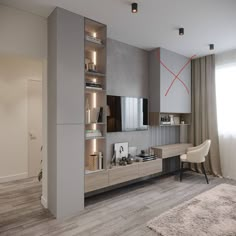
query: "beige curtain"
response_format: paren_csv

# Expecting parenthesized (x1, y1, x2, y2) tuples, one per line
(191, 55, 222, 176)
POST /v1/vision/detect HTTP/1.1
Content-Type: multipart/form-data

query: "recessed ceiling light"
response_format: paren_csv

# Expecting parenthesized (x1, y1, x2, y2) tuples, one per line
(179, 28, 184, 36)
(209, 44, 214, 50)
(131, 3, 138, 13)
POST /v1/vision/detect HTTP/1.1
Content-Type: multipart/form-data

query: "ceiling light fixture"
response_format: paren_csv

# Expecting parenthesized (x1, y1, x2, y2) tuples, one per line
(209, 44, 214, 50)
(179, 28, 184, 36)
(131, 3, 138, 13)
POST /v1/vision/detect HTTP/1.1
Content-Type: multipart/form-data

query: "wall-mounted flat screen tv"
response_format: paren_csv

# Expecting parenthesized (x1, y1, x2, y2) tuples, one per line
(107, 95, 148, 132)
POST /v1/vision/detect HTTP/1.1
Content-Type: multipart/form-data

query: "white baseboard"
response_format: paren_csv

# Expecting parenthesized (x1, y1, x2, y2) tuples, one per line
(0, 172, 28, 183)
(41, 195, 48, 208)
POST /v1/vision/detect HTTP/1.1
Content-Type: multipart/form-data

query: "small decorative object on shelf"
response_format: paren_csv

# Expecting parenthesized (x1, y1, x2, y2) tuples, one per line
(88, 154, 98, 171)
(180, 115, 185, 124)
(114, 142, 129, 162)
(89, 107, 103, 123)
(169, 115, 174, 125)
(118, 155, 134, 166)
(174, 116, 180, 125)
(88, 62, 96, 72)
(85, 98, 91, 124)
(97, 107, 103, 123)
(87, 151, 103, 171)
(98, 152, 103, 170)
(85, 58, 90, 71)
(110, 153, 116, 168)
(160, 115, 171, 125)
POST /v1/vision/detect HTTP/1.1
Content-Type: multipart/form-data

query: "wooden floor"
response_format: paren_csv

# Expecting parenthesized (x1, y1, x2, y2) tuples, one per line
(0, 172, 234, 236)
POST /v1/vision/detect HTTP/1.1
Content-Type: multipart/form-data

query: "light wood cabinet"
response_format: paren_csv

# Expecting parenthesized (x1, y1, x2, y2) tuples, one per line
(85, 170, 109, 192)
(85, 159, 163, 193)
(108, 164, 139, 186)
(138, 159, 162, 177)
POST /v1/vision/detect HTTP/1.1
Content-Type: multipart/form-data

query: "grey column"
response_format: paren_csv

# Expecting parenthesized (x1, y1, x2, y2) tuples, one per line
(48, 7, 84, 219)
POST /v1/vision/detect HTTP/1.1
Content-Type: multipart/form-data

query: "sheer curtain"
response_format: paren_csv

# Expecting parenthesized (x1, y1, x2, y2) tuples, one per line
(216, 51, 236, 180)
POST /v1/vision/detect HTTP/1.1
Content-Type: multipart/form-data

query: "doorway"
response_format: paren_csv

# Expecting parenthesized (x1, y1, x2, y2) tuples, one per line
(0, 56, 43, 182)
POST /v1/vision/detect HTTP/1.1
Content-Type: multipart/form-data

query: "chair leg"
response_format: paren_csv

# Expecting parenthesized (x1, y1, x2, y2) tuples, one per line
(180, 162, 184, 182)
(201, 162, 209, 184)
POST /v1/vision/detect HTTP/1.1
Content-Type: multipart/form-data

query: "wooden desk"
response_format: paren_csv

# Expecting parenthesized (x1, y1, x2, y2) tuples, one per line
(152, 143, 192, 159)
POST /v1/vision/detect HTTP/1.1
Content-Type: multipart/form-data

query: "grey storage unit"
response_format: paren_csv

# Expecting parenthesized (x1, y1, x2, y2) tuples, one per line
(149, 47, 191, 113)
(48, 8, 85, 219)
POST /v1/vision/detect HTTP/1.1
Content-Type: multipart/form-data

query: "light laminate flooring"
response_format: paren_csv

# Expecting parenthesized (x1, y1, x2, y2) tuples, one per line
(0, 172, 234, 236)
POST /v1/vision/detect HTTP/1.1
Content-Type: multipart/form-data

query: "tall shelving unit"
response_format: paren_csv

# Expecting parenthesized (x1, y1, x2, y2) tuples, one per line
(84, 19, 107, 175)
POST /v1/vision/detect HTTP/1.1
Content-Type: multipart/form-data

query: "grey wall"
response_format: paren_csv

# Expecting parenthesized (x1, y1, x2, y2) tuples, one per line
(149, 126, 180, 147)
(106, 39, 149, 164)
(106, 39, 180, 166)
(107, 39, 149, 98)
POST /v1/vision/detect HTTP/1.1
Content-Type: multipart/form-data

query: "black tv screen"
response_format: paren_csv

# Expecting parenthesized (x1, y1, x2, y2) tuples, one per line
(107, 95, 148, 132)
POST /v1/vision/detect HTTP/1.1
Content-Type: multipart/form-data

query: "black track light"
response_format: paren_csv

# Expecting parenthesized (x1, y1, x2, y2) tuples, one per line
(209, 44, 214, 50)
(131, 3, 138, 13)
(179, 28, 184, 36)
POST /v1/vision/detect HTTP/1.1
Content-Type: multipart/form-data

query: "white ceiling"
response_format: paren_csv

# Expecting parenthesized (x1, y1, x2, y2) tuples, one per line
(1, 0, 236, 57)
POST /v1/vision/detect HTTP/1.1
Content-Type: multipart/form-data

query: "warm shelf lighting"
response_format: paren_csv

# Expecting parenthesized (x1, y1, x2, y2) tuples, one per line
(92, 34, 97, 153)
(93, 139, 97, 153)
(93, 91, 97, 152)
(131, 3, 138, 13)
(93, 51, 97, 66)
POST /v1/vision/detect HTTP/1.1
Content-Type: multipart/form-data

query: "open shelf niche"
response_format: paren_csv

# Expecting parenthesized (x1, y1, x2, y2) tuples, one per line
(84, 18, 107, 175)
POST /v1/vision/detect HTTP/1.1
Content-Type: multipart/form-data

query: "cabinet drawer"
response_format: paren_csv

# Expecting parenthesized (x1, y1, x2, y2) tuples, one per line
(85, 170, 109, 192)
(139, 159, 162, 177)
(108, 164, 139, 186)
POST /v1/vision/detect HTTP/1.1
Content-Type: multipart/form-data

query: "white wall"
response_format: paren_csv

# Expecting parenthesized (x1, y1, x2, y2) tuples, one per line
(0, 5, 47, 205)
(0, 56, 42, 182)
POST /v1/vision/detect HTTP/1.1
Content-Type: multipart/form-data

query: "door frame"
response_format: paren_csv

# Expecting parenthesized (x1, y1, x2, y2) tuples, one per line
(27, 79, 42, 178)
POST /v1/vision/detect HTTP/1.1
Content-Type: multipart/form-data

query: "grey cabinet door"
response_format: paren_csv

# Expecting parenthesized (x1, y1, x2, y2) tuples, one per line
(57, 123, 84, 218)
(56, 8, 85, 124)
(160, 48, 191, 113)
(149, 48, 191, 113)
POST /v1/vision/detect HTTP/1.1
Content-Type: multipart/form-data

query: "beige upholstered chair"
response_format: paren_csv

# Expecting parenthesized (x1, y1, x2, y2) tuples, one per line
(180, 140, 211, 184)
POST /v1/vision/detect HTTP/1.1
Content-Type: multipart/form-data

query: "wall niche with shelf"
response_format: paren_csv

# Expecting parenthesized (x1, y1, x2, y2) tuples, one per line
(84, 18, 107, 175)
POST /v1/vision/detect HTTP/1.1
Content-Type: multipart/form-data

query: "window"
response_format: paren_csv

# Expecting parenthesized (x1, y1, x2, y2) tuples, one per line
(216, 64, 236, 137)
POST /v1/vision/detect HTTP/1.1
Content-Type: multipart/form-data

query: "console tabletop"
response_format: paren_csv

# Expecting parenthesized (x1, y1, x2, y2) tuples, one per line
(152, 143, 193, 159)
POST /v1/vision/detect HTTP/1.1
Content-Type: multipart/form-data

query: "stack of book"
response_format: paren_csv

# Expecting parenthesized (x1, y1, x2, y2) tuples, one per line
(85, 34, 103, 45)
(137, 153, 157, 162)
(86, 129, 102, 138)
(86, 81, 102, 90)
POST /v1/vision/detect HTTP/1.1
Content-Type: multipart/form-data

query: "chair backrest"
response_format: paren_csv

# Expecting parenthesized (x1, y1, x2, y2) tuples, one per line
(201, 140, 211, 157)
(187, 139, 211, 163)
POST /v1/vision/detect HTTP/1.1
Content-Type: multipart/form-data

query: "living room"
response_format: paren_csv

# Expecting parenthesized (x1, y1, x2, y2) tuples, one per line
(0, 0, 236, 235)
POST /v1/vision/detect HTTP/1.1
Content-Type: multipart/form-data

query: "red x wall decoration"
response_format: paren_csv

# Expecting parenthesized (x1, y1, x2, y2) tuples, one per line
(157, 51, 196, 96)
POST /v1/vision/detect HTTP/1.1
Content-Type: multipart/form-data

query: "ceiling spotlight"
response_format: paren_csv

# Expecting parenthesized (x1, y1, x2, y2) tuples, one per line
(209, 44, 214, 50)
(179, 28, 184, 36)
(131, 3, 138, 13)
